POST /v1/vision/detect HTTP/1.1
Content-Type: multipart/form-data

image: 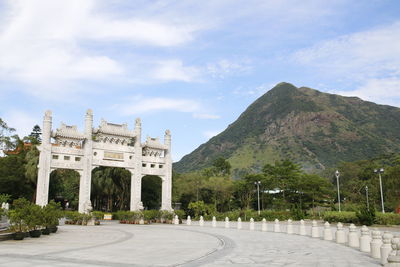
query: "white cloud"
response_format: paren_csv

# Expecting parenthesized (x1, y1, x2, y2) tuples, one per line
(203, 130, 223, 139)
(192, 113, 220, 119)
(153, 60, 199, 82)
(115, 96, 221, 119)
(207, 59, 252, 78)
(116, 97, 200, 116)
(334, 78, 400, 106)
(293, 22, 400, 79)
(233, 82, 276, 97)
(293, 21, 400, 106)
(0, 0, 201, 94)
(2, 110, 40, 138)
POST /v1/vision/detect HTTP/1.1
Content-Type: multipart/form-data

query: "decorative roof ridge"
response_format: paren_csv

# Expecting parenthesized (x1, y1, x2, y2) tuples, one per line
(53, 123, 85, 140)
(94, 119, 136, 138)
(143, 136, 167, 150)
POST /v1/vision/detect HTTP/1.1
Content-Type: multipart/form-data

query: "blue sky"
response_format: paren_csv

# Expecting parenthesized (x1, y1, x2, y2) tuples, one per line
(1, 0, 400, 161)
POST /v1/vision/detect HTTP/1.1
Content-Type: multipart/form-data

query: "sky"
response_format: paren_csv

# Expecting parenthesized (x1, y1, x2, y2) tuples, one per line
(0, 0, 400, 162)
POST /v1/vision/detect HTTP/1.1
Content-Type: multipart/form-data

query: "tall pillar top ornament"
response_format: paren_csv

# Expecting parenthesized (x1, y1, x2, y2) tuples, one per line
(44, 110, 52, 119)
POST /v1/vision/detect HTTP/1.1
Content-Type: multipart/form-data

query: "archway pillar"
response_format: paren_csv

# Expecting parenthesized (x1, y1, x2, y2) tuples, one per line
(129, 169, 142, 211)
(161, 176, 173, 211)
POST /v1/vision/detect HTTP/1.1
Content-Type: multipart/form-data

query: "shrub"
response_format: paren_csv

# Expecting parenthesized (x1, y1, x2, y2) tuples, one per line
(42, 201, 63, 227)
(25, 204, 44, 231)
(159, 210, 174, 222)
(323, 211, 357, 223)
(92, 211, 104, 220)
(291, 205, 305, 220)
(173, 209, 185, 220)
(356, 207, 376, 226)
(375, 212, 400, 225)
(143, 210, 159, 221)
(113, 210, 130, 220)
(8, 198, 31, 232)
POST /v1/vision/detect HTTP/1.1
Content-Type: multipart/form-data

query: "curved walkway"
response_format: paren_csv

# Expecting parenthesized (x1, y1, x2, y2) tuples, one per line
(0, 222, 380, 266)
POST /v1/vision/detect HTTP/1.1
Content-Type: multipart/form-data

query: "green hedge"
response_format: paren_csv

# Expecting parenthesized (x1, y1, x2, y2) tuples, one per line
(375, 212, 400, 225)
(322, 211, 400, 225)
(322, 211, 357, 223)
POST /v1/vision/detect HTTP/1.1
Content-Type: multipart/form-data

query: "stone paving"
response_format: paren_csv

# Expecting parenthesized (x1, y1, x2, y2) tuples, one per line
(0, 221, 382, 266)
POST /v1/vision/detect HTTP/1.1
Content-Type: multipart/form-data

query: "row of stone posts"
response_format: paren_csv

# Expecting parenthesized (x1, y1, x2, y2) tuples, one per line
(174, 215, 400, 266)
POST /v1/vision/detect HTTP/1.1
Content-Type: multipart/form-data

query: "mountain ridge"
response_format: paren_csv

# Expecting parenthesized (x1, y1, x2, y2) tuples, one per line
(174, 82, 400, 176)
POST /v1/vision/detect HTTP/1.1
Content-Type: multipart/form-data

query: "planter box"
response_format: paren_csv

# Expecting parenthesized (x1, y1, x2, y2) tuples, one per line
(29, 230, 42, 238)
(41, 228, 51, 235)
(13, 232, 25, 240)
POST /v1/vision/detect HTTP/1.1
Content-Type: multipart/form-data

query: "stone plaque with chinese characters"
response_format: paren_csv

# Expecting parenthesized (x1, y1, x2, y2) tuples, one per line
(104, 151, 124, 161)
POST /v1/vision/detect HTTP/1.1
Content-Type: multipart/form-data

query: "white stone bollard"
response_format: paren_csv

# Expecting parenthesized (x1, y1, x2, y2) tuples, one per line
(199, 216, 204, 227)
(311, 220, 320, 238)
(249, 218, 255, 231)
(174, 215, 179, 225)
(371, 230, 383, 259)
(261, 218, 267, 232)
(336, 222, 346, 244)
(323, 222, 333, 241)
(237, 217, 242, 230)
(360, 225, 372, 252)
(348, 223, 360, 248)
(212, 216, 217, 228)
(386, 236, 400, 266)
(225, 217, 230, 228)
(286, 219, 293, 234)
(381, 232, 393, 265)
(299, 219, 307, 236)
(186, 216, 191, 226)
(274, 219, 281, 233)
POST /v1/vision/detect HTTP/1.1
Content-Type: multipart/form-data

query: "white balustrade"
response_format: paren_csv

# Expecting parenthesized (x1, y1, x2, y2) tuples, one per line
(311, 220, 320, 238)
(237, 217, 242, 230)
(360, 225, 371, 252)
(323, 222, 333, 241)
(261, 218, 267, 232)
(336, 222, 346, 244)
(286, 219, 293, 234)
(274, 219, 281, 233)
(381, 232, 393, 265)
(348, 224, 359, 248)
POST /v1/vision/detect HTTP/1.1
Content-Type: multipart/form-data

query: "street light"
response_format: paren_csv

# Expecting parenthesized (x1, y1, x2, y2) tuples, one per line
(335, 170, 341, 212)
(374, 168, 385, 213)
(365, 186, 369, 211)
(254, 181, 261, 215)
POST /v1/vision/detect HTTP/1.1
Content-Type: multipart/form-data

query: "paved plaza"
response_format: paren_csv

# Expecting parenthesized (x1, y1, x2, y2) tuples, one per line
(0, 220, 384, 267)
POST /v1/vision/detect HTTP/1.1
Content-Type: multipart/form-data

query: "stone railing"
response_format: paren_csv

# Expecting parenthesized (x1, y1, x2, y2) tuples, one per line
(174, 215, 400, 266)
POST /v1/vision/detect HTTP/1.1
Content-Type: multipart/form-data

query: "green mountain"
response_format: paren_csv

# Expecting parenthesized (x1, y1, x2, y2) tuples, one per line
(174, 82, 400, 177)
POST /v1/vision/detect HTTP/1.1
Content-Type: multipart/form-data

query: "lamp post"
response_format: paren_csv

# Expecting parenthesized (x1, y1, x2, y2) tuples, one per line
(365, 186, 369, 211)
(335, 170, 341, 212)
(374, 168, 385, 213)
(254, 181, 261, 215)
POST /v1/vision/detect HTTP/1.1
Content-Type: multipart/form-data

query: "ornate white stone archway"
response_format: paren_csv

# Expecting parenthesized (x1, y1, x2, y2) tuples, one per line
(36, 109, 173, 213)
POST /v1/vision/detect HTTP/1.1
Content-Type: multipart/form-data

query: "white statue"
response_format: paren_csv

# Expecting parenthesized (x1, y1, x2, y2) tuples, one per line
(137, 201, 144, 211)
(84, 200, 93, 214)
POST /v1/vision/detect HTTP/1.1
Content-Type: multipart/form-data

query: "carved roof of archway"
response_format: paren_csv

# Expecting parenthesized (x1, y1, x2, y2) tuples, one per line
(94, 119, 136, 138)
(143, 136, 167, 150)
(53, 123, 85, 140)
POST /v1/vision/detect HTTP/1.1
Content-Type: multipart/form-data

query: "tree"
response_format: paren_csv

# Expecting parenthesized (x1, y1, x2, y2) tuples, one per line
(262, 160, 303, 208)
(298, 174, 334, 212)
(28, 125, 42, 144)
(0, 118, 18, 151)
(212, 157, 231, 176)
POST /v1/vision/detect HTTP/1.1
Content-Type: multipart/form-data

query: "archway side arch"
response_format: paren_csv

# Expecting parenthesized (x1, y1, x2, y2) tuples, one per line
(141, 175, 162, 210)
(48, 168, 80, 210)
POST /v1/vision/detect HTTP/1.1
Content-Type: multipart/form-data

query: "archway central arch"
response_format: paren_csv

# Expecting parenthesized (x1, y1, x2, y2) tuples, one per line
(35, 109, 173, 213)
